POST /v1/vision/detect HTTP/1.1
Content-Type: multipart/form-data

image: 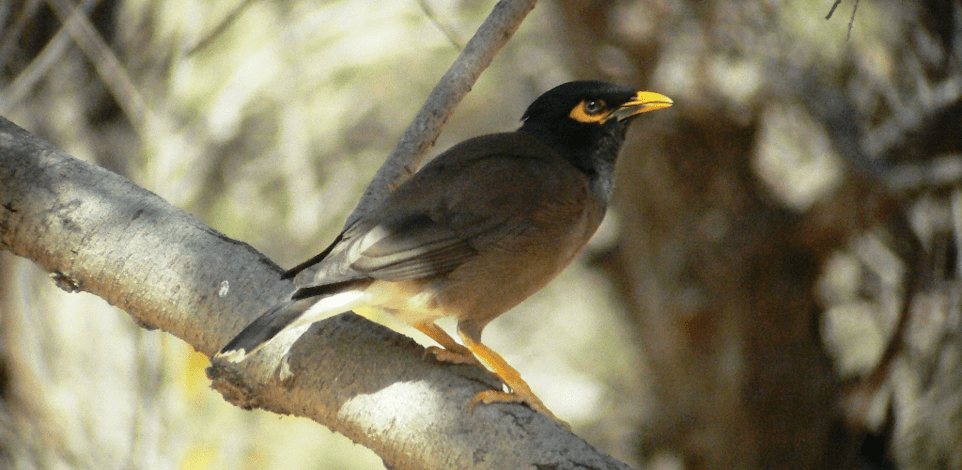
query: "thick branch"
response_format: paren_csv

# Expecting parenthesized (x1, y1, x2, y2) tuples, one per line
(0, 1, 638, 467)
(0, 118, 633, 469)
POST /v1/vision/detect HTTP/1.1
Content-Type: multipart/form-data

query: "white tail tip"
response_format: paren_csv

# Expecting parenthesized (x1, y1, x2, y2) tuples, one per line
(214, 349, 248, 363)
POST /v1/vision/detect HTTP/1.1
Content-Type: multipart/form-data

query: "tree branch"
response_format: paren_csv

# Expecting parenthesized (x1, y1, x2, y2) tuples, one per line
(0, 1, 638, 466)
(343, 0, 539, 228)
(0, 116, 635, 469)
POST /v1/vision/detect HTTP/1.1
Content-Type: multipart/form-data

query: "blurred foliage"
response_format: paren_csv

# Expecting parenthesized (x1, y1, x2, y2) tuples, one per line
(4, 0, 962, 469)
(551, 0, 962, 468)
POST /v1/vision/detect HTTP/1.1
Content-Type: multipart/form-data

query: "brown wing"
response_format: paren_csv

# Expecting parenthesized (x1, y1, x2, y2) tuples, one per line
(291, 132, 598, 289)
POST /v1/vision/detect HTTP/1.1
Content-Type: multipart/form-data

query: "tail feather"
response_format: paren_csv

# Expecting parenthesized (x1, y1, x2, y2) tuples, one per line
(216, 300, 308, 362)
(215, 288, 371, 363)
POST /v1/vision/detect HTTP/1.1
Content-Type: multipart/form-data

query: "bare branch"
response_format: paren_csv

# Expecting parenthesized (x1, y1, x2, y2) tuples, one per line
(0, 115, 634, 470)
(824, 0, 860, 40)
(0, 1, 640, 467)
(416, 0, 465, 51)
(186, 0, 259, 56)
(825, 0, 843, 20)
(0, 0, 103, 112)
(344, 0, 539, 228)
(44, 0, 150, 130)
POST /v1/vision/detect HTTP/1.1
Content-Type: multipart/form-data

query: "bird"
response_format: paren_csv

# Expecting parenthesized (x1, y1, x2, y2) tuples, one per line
(216, 80, 672, 425)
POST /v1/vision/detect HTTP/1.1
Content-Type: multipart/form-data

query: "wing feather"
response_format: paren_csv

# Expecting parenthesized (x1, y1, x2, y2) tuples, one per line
(292, 133, 590, 288)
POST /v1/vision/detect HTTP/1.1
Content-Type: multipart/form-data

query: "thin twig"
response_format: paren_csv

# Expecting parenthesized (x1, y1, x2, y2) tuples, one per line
(825, 0, 859, 40)
(344, 0, 540, 229)
(825, 0, 843, 19)
(0, 0, 101, 112)
(44, 0, 151, 131)
(847, 0, 859, 40)
(186, 0, 259, 56)
(416, 0, 464, 51)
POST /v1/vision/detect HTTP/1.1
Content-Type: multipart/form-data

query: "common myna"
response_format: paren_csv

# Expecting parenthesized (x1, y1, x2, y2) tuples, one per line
(216, 80, 673, 425)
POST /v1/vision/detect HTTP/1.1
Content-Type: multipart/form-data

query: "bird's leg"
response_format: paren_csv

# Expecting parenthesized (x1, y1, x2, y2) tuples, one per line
(414, 321, 483, 367)
(457, 326, 569, 430)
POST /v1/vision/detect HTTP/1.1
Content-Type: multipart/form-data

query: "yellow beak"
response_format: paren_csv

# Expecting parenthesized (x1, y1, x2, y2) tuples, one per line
(609, 91, 673, 121)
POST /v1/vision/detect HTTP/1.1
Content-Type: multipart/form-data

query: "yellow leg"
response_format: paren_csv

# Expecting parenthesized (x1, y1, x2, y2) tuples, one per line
(457, 329, 569, 429)
(414, 322, 482, 367)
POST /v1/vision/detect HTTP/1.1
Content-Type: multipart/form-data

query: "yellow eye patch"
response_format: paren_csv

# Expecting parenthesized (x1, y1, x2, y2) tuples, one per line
(568, 99, 609, 123)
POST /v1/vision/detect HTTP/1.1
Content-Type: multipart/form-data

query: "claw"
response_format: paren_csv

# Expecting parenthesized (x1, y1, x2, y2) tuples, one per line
(469, 389, 570, 431)
(425, 345, 484, 367)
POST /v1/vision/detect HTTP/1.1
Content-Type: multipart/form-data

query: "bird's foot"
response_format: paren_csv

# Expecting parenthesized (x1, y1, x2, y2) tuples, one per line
(470, 389, 570, 431)
(424, 345, 485, 368)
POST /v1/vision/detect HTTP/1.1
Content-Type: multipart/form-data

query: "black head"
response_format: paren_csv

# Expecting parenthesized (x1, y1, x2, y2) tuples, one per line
(518, 80, 672, 187)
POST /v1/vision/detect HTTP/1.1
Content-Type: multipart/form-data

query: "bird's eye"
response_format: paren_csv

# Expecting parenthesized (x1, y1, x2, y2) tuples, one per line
(569, 99, 610, 123)
(584, 100, 605, 115)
